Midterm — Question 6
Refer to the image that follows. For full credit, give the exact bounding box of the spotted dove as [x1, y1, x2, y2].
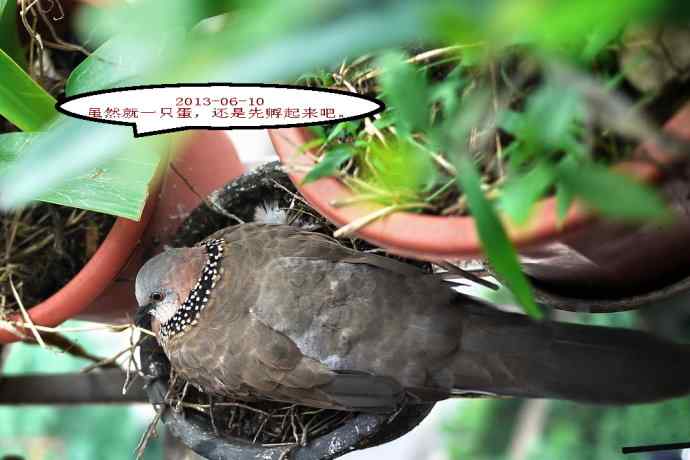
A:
[135, 223, 690, 412]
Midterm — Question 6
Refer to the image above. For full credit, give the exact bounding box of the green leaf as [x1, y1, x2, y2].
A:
[372, 112, 396, 131]
[495, 0, 657, 52]
[0, 48, 56, 131]
[498, 110, 528, 137]
[555, 183, 574, 223]
[307, 125, 326, 138]
[455, 155, 542, 319]
[1, 0, 432, 209]
[325, 121, 360, 143]
[297, 137, 325, 153]
[525, 82, 583, 149]
[581, 23, 621, 62]
[499, 162, 555, 225]
[0, 0, 25, 68]
[378, 51, 430, 136]
[302, 147, 353, 184]
[556, 160, 669, 221]
[0, 132, 159, 219]
[66, 29, 187, 95]
[430, 70, 464, 118]
[367, 139, 437, 195]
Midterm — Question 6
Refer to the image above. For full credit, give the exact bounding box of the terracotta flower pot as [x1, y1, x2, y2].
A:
[269, 101, 690, 300]
[0, 131, 245, 343]
[0, 198, 156, 344]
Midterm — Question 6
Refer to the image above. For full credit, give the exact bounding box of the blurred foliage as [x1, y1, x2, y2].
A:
[0, 0, 163, 219]
[0, 321, 162, 460]
[0, 131, 160, 220]
[455, 154, 541, 318]
[297, 0, 685, 314]
[0, 0, 25, 68]
[0, 0, 683, 213]
[0, 48, 56, 132]
[445, 386, 690, 460]
[0, 0, 687, 302]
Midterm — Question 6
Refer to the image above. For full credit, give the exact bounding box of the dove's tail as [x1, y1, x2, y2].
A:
[453, 305, 690, 404]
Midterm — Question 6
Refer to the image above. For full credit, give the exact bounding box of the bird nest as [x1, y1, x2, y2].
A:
[138, 161, 435, 460]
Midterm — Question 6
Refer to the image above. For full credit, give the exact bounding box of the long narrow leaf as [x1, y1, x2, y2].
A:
[555, 183, 574, 223]
[0, 132, 159, 220]
[556, 160, 669, 221]
[302, 147, 353, 184]
[0, 0, 25, 68]
[499, 162, 555, 225]
[378, 51, 430, 136]
[455, 155, 542, 318]
[0, 48, 56, 131]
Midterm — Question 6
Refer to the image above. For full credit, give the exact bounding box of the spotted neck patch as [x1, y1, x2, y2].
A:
[160, 238, 225, 339]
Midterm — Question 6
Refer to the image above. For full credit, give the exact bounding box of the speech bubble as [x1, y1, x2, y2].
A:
[56, 83, 385, 137]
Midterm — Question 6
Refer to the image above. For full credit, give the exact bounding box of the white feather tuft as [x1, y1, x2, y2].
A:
[253, 201, 289, 225]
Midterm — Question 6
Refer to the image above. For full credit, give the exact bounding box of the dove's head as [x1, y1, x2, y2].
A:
[134, 239, 225, 340]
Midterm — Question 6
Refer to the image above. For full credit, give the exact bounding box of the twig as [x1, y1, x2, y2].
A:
[169, 163, 244, 224]
[134, 406, 163, 460]
[9, 276, 44, 347]
[355, 44, 482, 83]
[253, 413, 270, 444]
[209, 395, 219, 436]
[0, 320, 155, 337]
[489, 59, 504, 178]
[122, 327, 143, 395]
[290, 407, 299, 444]
[81, 344, 132, 373]
[333, 203, 433, 238]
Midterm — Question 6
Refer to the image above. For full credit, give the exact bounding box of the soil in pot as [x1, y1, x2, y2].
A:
[0, 204, 114, 320]
[139, 162, 435, 460]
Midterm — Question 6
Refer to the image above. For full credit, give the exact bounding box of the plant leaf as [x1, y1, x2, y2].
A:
[66, 29, 187, 95]
[367, 139, 437, 196]
[378, 51, 430, 136]
[302, 147, 353, 184]
[581, 23, 622, 62]
[455, 155, 542, 318]
[0, 0, 25, 68]
[430, 69, 464, 118]
[325, 121, 360, 143]
[297, 137, 325, 153]
[556, 160, 669, 221]
[555, 183, 574, 223]
[525, 82, 583, 149]
[498, 110, 528, 136]
[499, 162, 555, 225]
[0, 48, 56, 131]
[0, 132, 159, 219]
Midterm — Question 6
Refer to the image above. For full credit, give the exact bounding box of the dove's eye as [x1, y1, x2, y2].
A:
[150, 291, 164, 302]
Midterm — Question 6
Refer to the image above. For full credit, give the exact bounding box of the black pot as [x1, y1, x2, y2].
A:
[139, 162, 435, 460]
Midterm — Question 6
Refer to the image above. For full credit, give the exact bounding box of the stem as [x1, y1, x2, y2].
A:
[333, 202, 432, 238]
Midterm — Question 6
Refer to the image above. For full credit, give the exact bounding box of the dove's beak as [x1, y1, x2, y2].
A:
[134, 304, 154, 330]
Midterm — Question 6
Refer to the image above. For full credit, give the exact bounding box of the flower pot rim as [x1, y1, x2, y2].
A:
[269, 101, 690, 261]
[0, 195, 157, 344]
